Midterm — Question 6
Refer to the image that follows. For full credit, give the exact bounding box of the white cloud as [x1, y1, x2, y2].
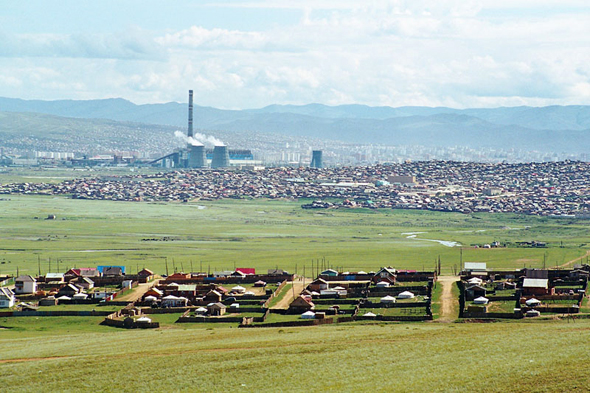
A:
[1, 1, 589, 108]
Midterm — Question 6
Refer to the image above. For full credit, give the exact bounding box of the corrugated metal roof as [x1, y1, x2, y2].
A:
[523, 278, 548, 288]
[464, 262, 487, 271]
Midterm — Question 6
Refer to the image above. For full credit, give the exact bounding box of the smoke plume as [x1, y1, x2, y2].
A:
[174, 131, 225, 147]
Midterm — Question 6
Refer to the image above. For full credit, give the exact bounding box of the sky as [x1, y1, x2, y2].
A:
[0, 0, 589, 109]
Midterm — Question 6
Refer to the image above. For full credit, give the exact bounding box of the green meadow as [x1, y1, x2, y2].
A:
[2, 171, 590, 391]
[0, 194, 588, 277]
[2, 318, 590, 392]
[0, 195, 590, 276]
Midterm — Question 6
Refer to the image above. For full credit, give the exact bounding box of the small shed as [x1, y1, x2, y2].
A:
[208, 302, 227, 316]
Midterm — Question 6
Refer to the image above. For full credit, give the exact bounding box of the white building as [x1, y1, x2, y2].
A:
[0, 288, 16, 308]
[14, 275, 37, 294]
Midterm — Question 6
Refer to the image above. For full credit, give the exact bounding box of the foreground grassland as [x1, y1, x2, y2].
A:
[1, 318, 589, 392]
[0, 194, 588, 276]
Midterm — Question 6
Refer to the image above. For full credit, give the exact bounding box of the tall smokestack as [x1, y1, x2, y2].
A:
[188, 90, 194, 138]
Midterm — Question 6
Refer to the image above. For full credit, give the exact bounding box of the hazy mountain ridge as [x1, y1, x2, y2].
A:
[1, 97, 589, 153]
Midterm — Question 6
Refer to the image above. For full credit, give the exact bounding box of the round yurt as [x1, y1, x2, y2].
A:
[231, 285, 246, 294]
[473, 296, 489, 305]
[526, 298, 542, 307]
[397, 291, 415, 299]
[380, 295, 396, 304]
[301, 311, 315, 319]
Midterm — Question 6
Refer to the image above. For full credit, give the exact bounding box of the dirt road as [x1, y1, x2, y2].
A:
[558, 250, 590, 269]
[270, 278, 308, 310]
[116, 280, 159, 302]
[437, 275, 459, 323]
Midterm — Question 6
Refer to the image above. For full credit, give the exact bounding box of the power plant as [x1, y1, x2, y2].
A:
[310, 150, 323, 168]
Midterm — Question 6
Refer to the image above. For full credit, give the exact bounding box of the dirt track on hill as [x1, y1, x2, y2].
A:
[437, 276, 459, 323]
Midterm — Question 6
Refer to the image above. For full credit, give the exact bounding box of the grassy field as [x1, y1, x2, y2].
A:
[2, 318, 590, 391]
[2, 187, 590, 390]
[1, 194, 589, 278]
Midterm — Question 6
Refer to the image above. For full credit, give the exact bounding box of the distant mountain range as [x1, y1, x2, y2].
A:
[1, 96, 589, 153]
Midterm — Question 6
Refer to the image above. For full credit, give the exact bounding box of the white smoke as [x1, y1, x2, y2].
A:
[194, 133, 225, 147]
[174, 130, 203, 146]
[174, 131, 225, 147]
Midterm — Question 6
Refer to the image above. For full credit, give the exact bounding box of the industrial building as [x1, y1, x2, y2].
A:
[150, 90, 257, 169]
[310, 150, 323, 168]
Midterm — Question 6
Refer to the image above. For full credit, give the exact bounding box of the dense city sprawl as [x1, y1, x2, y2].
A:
[2, 161, 590, 216]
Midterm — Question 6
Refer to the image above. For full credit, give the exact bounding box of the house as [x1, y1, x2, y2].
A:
[289, 295, 315, 312]
[66, 268, 100, 278]
[75, 277, 95, 290]
[204, 290, 222, 303]
[236, 268, 255, 275]
[14, 275, 37, 294]
[0, 288, 16, 308]
[57, 283, 82, 297]
[522, 278, 552, 296]
[45, 273, 65, 283]
[137, 268, 154, 280]
[308, 278, 329, 292]
[320, 269, 338, 277]
[143, 287, 163, 299]
[268, 269, 288, 276]
[173, 284, 196, 298]
[102, 266, 124, 277]
[165, 272, 190, 281]
[229, 270, 246, 278]
[162, 295, 188, 308]
[208, 302, 227, 316]
[465, 284, 487, 300]
[372, 267, 397, 284]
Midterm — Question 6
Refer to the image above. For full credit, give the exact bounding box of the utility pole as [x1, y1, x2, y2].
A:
[165, 257, 169, 276]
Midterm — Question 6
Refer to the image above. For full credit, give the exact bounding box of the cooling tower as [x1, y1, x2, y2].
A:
[188, 90, 194, 138]
[310, 150, 323, 168]
[211, 145, 230, 168]
[188, 145, 207, 168]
